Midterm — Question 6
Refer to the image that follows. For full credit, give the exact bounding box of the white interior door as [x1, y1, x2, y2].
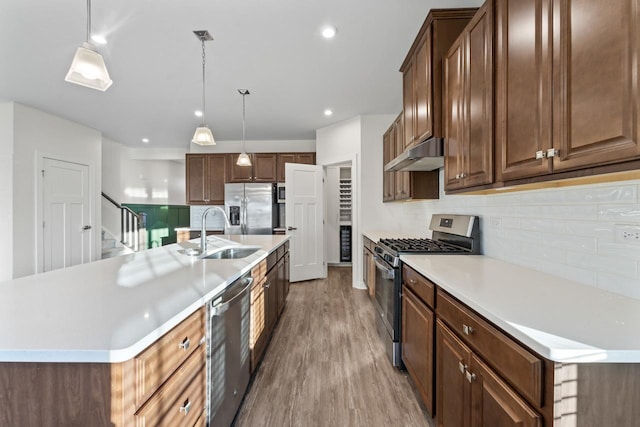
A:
[285, 163, 324, 282]
[42, 158, 91, 272]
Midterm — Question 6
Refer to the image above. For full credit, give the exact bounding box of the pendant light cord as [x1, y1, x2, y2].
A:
[201, 39, 206, 126]
[242, 92, 246, 151]
[86, 0, 91, 43]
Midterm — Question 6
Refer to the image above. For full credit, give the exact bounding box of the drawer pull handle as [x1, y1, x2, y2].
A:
[466, 371, 477, 383]
[179, 399, 191, 415]
[179, 337, 190, 351]
[458, 361, 466, 374]
[409, 279, 416, 285]
[263, 281, 271, 289]
[463, 324, 474, 335]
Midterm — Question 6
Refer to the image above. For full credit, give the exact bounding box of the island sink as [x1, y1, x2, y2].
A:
[202, 247, 260, 259]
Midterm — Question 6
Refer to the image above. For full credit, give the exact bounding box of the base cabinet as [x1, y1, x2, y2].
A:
[402, 285, 435, 416]
[249, 243, 290, 372]
[436, 320, 542, 427]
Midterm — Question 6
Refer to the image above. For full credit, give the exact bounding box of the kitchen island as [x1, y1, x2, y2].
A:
[0, 234, 289, 426]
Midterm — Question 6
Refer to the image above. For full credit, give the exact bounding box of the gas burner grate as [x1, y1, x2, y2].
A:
[379, 238, 467, 254]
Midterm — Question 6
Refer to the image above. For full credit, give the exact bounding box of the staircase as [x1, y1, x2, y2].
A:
[101, 229, 134, 259]
[101, 192, 145, 259]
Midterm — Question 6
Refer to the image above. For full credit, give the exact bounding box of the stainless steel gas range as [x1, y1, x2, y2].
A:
[372, 214, 480, 368]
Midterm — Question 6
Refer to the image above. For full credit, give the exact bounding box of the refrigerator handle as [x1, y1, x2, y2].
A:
[242, 196, 248, 234]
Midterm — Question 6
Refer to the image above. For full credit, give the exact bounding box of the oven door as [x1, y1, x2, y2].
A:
[373, 255, 396, 337]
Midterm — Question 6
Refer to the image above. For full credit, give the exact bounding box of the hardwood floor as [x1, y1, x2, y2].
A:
[235, 267, 433, 427]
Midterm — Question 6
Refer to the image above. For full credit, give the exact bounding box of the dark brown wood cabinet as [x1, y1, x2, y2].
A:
[494, 0, 553, 181]
[382, 128, 395, 202]
[250, 243, 289, 371]
[444, 2, 493, 192]
[186, 154, 226, 205]
[551, 0, 640, 172]
[226, 153, 277, 183]
[402, 285, 435, 416]
[436, 318, 472, 427]
[495, 0, 640, 183]
[276, 152, 316, 182]
[436, 320, 542, 427]
[383, 114, 439, 202]
[401, 9, 477, 150]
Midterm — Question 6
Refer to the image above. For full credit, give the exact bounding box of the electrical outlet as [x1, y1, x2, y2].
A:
[615, 224, 640, 244]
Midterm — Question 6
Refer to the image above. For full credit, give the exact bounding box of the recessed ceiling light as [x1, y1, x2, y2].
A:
[142, 138, 150, 143]
[322, 26, 337, 39]
[194, 110, 203, 118]
[91, 34, 107, 45]
[324, 109, 333, 116]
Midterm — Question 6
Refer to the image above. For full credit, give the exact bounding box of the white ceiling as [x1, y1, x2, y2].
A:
[0, 0, 482, 148]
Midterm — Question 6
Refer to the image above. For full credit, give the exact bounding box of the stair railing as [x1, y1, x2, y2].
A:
[101, 192, 146, 252]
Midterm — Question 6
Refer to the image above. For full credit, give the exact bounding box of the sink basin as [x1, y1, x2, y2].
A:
[202, 247, 260, 259]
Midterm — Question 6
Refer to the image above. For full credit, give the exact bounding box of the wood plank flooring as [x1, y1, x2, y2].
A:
[235, 267, 433, 427]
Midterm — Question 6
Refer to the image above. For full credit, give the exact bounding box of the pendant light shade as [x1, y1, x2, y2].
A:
[65, 0, 112, 91]
[236, 152, 252, 166]
[65, 42, 113, 91]
[192, 126, 215, 145]
[236, 89, 251, 166]
[192, 31, 216, 146]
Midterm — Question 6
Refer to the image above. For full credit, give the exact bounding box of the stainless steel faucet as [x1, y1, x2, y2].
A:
[201, 207, 232, 253]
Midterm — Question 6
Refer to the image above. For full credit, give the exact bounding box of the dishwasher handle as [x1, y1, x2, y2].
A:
[210, 277, 254, 317]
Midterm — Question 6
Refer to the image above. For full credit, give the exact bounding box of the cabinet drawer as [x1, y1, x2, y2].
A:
[133, 307, 206, 408]
[402, 264, 434, 309]
[276, 244, 285, 261]
[266, 251, 278, 272]
[436, 291, 543, 407]
[135, 346, 206, 426]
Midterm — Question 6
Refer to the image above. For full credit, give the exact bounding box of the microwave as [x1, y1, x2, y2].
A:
[276, 183, 286, 203]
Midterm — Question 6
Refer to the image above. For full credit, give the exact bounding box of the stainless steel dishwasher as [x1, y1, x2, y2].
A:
[207, 272, 253, 427]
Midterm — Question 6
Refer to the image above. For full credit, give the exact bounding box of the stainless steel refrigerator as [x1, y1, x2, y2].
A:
[224, 183, 277, 234]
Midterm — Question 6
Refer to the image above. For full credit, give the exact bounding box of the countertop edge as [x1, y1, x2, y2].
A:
[400, 254, 640, 364]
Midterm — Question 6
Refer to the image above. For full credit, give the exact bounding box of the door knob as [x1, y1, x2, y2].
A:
[287, 226, 298, 231]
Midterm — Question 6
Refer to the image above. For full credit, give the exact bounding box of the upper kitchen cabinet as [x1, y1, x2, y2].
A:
[444, 2, 494, 191]
[551, 0, 640, 172]
[383, 114, 439, 202]
[226, 153, 278, 183]
[494, 0, 554, 181]
[276, 153, 316, 182]
[400, 9, 478, 151]
[186, 154, 226, 205]
[496, 0, 640, 181]
[383, 126, 396, 202]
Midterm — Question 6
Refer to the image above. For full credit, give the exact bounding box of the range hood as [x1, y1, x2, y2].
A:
[384, 137, 444, 172]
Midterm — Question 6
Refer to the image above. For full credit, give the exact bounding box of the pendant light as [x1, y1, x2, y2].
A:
[65, 0, 113, 91]
[192, 31, 215, 146]
[236, 89, 252, 166]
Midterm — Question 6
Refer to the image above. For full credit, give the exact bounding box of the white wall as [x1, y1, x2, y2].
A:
[0, 102, 14, 281]
[102, 139, 186, 206]
[12, 103, 102, 278]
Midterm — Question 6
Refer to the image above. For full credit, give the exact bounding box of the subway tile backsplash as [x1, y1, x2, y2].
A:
[398, 170, 640, 300]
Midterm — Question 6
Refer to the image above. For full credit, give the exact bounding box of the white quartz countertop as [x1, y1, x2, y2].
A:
[0, 234, 289, 363]
[401, 254, 640, 363]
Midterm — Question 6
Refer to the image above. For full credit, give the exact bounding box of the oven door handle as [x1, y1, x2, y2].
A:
[373, 257, 395, 280]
